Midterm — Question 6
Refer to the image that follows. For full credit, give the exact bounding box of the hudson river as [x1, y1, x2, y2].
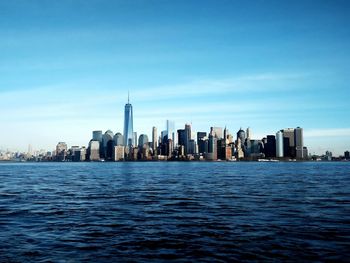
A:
[1, 162, 349, 261]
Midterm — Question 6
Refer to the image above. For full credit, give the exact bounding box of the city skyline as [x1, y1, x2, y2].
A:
[0, 1, 349, 155]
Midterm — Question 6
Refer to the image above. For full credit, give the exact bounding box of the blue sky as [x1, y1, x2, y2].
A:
[0, 0, 349, 155]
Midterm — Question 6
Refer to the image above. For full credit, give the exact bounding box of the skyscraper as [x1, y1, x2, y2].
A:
[282, 128, 295, 158]
[138, 134, 149, 148]
[92, 130, 103, 142]
[166, 120, 176, 146]
[276, 130, 284, 158]
[152, 126, 157, 153]
[113, 132, 124, 146]
[103, 130, 114, 160]
[177, 129, 186, 146]
[184, 124, 191, 155]
[237, 128, 246, 144]
[265, 135, 276, 158]
[123, 93, 134, 147]
[211, 127, 223, 139]
[197, 132, 207, 154]
[246, 127, 251, 140]
[295, 127, 304, 159]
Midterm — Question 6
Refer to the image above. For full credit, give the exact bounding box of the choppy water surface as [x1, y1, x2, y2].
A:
[0, 162, 349, 262]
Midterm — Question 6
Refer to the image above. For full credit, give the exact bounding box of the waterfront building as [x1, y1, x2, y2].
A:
[70, 146, 80, 161]
[344, 151, 349, 160]
[56, 142, 67, 161]
[27, 144, 33, 157]
[265, 135, 276, 158]
[244, 139, 262, 158]
[303, 147, 308, 159]
[89, 140, 100, 161]
[217, 139, 227, 160]
[227, 133, 234, 144]
[102, 130, 114, 159]
[295, 127, 304, 159]
[161, 130, 167, 142]
[167, 139, 173, 158]
[166, 120, 176, 146]
[152, 126, 157, 154]
[113, 145, 125, 161]
[237, 128, 246, 145]
[133, 132, 137, 147]
[113, 132, 124, 146]
[246, 127, 251, 140]
[138, 134, 149, 149]
[123, 94, 134, 147]
[325, 151, 332, 161]
[197, 132, 207, 154]
[236, 138, 244, 159]
[225, 146, 232, 160]
[177, 129, 186, 147]
[282, 128, 295, 158]
[72, 147, 86, 162]
[188, 139, 196, 155]
[184, 124, 191, 155]
[276, 131, 284, 158]
[141, 144, 151, 160]
[211, 127, 223, 139]
[132, 147, 138, 161]
[207, 134, 217, 160]
[178, 145, 185, 158]
[245, 139, 251, 156]
[92, 130, 103, 142]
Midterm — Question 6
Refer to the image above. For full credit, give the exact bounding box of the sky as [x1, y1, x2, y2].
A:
[0, 0, 349, 155]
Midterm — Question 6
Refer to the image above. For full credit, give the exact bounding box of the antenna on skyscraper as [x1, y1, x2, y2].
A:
[128, 91, 130, 103]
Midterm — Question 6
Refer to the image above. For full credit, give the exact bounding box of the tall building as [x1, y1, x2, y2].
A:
[207, 134, 217, 160]
[92, 130, 103, 142]
[161, 130, 167, 142]
[295, 127, 304, 159]
[211, 127, 223, 139]
[344, 151, 349, 160]
[236, 138, 244, 159]
[138, 134, 149, 148]
[177, 129, 186, 146]
[188, 139, 196, 155]
[102, 130, 114, 159]
[113, 145, 125, 161]
[113, 132, 124, 146]
[123, 93, 134, 147]
[282, 128, 295, 158]
[184, 124, 192, 155]
[265, 135, 276, 158]
[276, 131, 284, 158]
[133, 132, 137, 147]
[152, 126, 157, 153]
[197, 132, 207, 154]
[237, 128, 246, 144]
[166, 120, 176, 145]
[246, 127, 251, 140]
[28, 144, 33, 156]
[56, 142, 67, 161]
[89, 140, 100, 161]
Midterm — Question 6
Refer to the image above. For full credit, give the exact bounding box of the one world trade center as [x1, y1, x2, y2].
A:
[123, 93, 134, 147]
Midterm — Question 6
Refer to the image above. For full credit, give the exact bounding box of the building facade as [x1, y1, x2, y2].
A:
[123, 95, 134, 147]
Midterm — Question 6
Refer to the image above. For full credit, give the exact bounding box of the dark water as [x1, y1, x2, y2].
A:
[0, 162, 349, 262]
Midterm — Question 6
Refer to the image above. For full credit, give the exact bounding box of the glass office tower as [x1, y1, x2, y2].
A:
[123, 94, 134, 147]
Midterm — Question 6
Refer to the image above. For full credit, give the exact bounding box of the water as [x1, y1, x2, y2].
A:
[0, 162, 349, 262]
